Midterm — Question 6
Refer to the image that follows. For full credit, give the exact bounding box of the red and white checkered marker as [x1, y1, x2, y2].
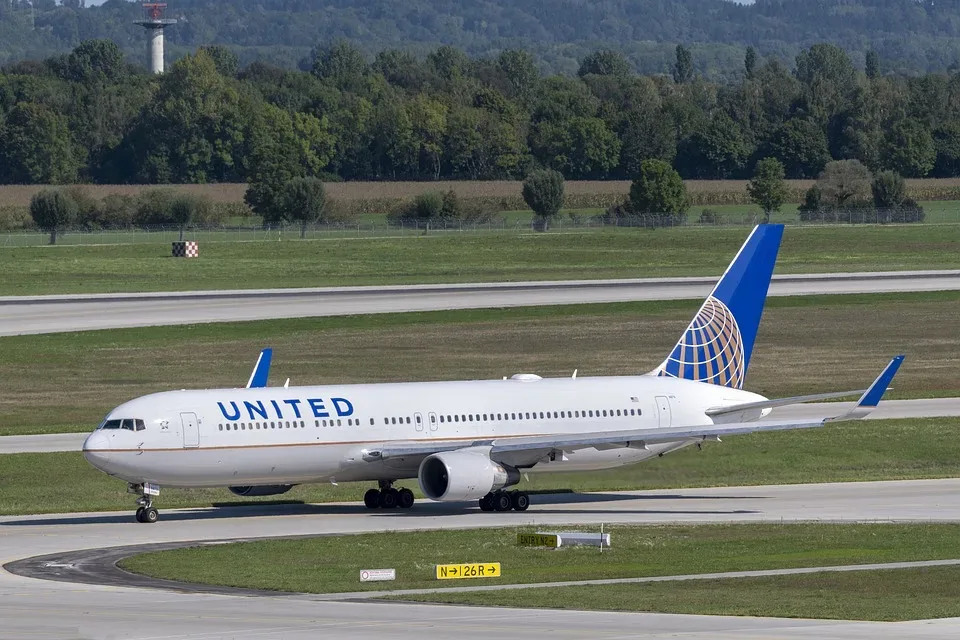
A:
[172, 241, 199, 258]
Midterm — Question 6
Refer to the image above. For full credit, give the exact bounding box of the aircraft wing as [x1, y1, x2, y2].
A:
[704, 389, 867, 420]
[378, 356, 904, 462]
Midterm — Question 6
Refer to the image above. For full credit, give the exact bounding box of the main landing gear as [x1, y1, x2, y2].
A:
[479, 490, 529, 512]
[130, 482, 160, 523]
[363, 481, 415, 510]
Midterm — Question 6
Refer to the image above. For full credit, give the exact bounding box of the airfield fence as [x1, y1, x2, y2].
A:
[0, 209, 955, 247]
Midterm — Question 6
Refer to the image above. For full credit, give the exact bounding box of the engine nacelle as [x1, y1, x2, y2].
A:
[418, 449, 520, 502]
[228, 484, 295, 497]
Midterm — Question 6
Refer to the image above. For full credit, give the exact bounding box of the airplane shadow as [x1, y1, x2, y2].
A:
[1, 491, 766, 527]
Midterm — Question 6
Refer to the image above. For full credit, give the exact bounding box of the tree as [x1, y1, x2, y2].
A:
[0, 102, 80, 184]
[818, 159, 873, 209]
[30, 189, 77, 245]
[169, 195, 199, 242]
[794, 43, 857, 123]
[530, 116, 621, 179]
[578, 50, 631, 78]
[522, 169, 565, 231]
[311, 40, 367, 91]
[882, 118, 936, 177]
[279, 177, 327, 238]
[198, 45, 239, 77]
[871, 170, 906, 211]
[629, 159, 688, 223]
[865, 50, 881, 80]
[64, 39, 126, 83]
[496, 49, 539, 104]
[766, 118, 831, 178]
[673, 45, 694, 84]
[744, 46, 757, 79]
[747, 157, 787, 222]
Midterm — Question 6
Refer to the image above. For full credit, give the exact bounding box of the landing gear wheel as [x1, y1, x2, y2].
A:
[135, 507, 145, 522]
[379, 488, 399, 509]
[479, 494, 494, 511]
[493, 491, 512, 512]
[397, 488, 415, 509]
[511, 491, 530, 511]
[363, 488, 381, 509]
[141, 507, 159, 524]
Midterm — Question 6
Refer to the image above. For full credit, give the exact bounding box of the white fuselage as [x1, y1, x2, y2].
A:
[82, 375, 765, 489]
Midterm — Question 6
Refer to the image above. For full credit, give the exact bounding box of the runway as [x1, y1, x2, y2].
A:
[4, 397, 957, 454]
[2, 269, 958, 336]
[3, 479, 960, 639]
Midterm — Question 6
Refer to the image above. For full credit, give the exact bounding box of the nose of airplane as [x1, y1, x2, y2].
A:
[82, 431, 112, 469]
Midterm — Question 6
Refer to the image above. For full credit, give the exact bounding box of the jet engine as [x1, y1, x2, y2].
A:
[228, 485, 295, 497]
[418, 449, 520, 501]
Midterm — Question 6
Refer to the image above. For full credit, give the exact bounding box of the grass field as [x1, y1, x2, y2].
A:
[2, 291, 957, 435]
[390, 566, 960, 621]
[117, 522, 960, 621]
[1, 225, 959, 295]
[3, 415, 959, 515]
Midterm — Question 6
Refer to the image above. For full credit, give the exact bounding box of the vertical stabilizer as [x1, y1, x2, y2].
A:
[651, 224, 784, 389]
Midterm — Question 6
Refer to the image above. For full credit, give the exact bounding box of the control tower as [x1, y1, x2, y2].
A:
[134, 3, 177, 74]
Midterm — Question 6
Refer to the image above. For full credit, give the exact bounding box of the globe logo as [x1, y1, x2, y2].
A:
[658, 297, 745, 389]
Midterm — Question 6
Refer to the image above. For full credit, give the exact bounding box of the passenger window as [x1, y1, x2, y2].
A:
[440, 415, 445, 423]
[337, 419, 342, 426]
[391, 417, 397, 425]
[406, 417, 411, 424]
[461, 415, 466, 422]
[370, 418, 374, 426]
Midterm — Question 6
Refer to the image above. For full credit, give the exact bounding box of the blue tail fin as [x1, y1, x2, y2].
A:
[651, 224, 784, 389]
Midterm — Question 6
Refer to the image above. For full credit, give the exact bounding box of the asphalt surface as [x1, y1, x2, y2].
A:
[4, 479, 960, 639]
[4, 397, 958, 454]
[2, 269, 958, 336]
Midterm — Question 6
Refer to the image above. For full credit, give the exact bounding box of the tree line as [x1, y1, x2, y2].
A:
[3, 39, 960, 199]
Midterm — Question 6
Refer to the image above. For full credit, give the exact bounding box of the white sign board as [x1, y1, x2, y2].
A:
[360, 568, 396, 582]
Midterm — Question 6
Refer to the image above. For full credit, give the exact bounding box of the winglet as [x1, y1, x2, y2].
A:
[245, 348, 273, 388]
[828, 355, 904, 422]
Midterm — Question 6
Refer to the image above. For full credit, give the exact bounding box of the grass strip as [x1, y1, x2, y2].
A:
[387, 564, 960, 621]
[118, 523, 960, 602]
[2, 291, 958, 435]
[1, 225, 958, 295]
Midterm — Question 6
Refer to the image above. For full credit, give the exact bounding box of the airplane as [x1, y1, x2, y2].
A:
[82, 224, 905, 523]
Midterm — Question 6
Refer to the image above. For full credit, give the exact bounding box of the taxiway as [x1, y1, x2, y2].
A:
[2, 269, 958, 336]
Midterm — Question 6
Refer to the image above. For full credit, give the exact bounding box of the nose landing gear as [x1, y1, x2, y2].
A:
[130, 482, 161, 523]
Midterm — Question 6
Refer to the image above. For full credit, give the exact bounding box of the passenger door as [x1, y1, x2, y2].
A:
[181, 412, 200, 448]
[655, 396, 672, 429]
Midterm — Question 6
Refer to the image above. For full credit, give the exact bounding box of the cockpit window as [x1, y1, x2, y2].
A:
[100, 418, 146, 431]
